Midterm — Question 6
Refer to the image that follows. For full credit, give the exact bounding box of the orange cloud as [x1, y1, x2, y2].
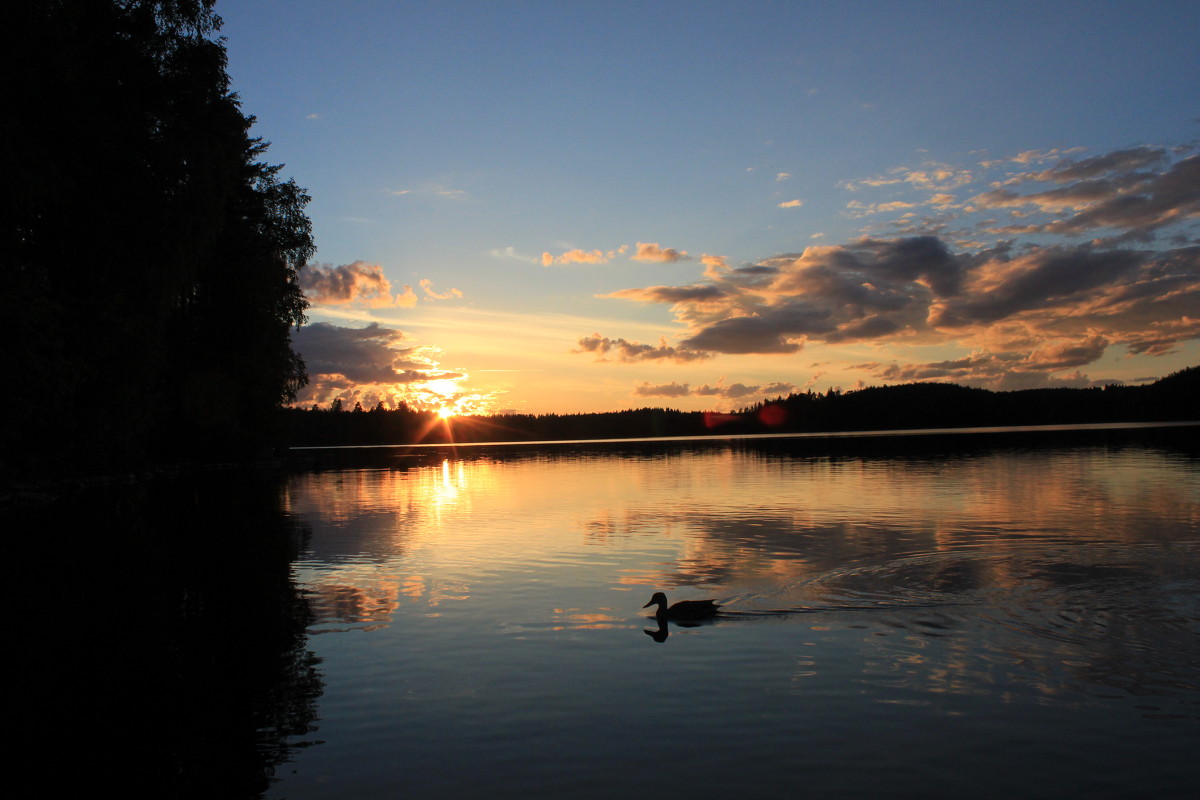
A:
[632, 242, 689, 262]
[542, 248, 611, 266]
[605, 284, 726, 304]
[420, 279, 463, 300]
[701, 254, 730, 279]
[846, 199, 915, 215]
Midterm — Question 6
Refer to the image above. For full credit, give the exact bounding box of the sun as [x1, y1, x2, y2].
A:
[436, 406, 457, 419]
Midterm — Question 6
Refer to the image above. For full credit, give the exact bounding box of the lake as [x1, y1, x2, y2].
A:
[27, 424, 1199, 798]
[266, 425, 1199, 799]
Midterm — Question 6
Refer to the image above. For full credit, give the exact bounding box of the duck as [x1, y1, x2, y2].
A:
[642, 591, 721, 621]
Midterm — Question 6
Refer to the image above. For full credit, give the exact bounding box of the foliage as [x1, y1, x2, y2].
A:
[3, 1, 312, 483]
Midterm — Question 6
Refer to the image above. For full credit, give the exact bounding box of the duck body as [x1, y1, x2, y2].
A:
[643, 591, 721, 621]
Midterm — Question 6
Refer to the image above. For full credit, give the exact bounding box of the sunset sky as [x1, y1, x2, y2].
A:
[217, 0, 1199, 416]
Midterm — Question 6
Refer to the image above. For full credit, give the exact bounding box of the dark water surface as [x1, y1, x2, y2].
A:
[25, 426, 1200, 798]
[273, 427, 1198, 799]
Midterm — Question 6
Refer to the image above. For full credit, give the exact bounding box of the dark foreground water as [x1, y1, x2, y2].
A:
[23, 425, 1200, 798]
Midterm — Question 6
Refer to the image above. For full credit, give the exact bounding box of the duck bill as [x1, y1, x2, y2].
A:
[642, 601, 654, 608]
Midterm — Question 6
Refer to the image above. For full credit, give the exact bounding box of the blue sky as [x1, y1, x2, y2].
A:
[217, 0, 1199, 415]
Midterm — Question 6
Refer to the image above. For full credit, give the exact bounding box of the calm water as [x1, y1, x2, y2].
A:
[261, 429, 1199, 799]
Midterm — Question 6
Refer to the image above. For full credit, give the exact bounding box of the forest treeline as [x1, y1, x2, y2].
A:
[283, 366, 1199, 447]
[5, 1, 312, 485]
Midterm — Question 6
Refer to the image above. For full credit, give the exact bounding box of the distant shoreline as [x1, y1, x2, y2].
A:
[289, 419, 1200, 452]
[285, 421, 1200, 474]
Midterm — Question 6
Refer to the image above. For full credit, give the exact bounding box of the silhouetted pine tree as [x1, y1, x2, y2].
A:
[3, 1, 312, 483]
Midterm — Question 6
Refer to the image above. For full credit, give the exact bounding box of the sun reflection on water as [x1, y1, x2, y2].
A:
[287, 442, 1198, 639]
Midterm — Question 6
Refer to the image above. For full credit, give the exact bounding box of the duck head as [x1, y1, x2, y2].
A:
[642, 591, 668, 611]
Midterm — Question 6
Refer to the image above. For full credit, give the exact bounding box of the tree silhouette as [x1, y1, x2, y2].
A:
[280, 369, 1198, 448]
[4, 1, 312, 482]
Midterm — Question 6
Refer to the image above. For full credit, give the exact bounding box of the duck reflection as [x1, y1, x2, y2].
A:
[643, 615, 720, 642]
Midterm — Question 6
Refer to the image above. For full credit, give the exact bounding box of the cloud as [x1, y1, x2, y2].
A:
[695, 380, 795, 399]
[1027, 336, 1110, 370]
[587, 236, 973, 356]
[293, 322, 433, 385]
[632, 242, 689, 262]
[848, 162, 974, 192]
[784, 236, 965, 299]
[994, 147, 1086, 167]
[573, 143, 1198, 392]
[927, 245, 1145, 327]
[387, 183, 468, 199]
[604, 285, 727, 304]
[776, 172, 792, 182]
[847, 199, 916, 215]
[681, 314, 809, 354]
[970, 150, 1199, 241]
[633, 381, 691, 397]
[851, 350, 1107, 391]
[291, 322, 473, 410]
[420, 278, 463, 300]
[489, 246, 540, 264]
[777, 199, 804, 208]
[302, 262, 461, 308]
[574, 334, 711, 363]
[633, 378, 797, 400]
[902, 164, 974, 190]
[973, 179, 1139, 214]
[701, 254, 730, 278]
[1031, 146, 1169, 183]
[1045, 155, 1200, 239]
[540, 243, 689, 265]
[1123, 316, 1200, 356]
[542, 248, 611, 266]
[301, 261, 416, 307]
